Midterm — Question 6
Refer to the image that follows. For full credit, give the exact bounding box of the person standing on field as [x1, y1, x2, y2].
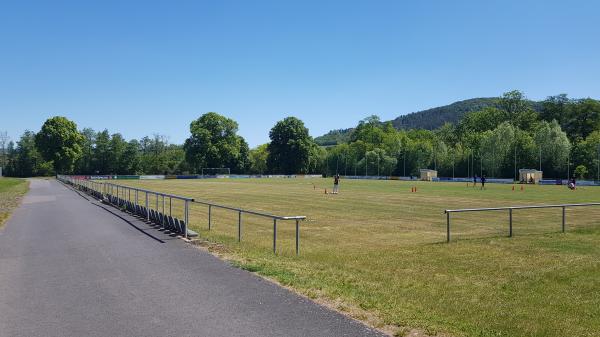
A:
[473, 174, 478, 187]
[333, 174, 340, 194]
[480, 175, 486, 190]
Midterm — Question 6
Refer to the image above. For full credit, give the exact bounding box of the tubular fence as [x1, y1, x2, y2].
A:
[444, 203, 600, 242]
[57, 175, 306, 255]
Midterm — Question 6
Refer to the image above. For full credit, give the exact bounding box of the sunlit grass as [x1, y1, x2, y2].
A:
[0, 178, 28, 227]
[111, 178, 600, 336]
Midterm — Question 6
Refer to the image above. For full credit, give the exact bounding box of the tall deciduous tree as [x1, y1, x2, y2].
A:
[267, 117, 316, 174]
[35, 117, 84, 173]
[184, 112, 249, 173]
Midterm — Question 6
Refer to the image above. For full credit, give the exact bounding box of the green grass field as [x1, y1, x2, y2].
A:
[0, 178, 28, 227]
[116, 178, 600, 337]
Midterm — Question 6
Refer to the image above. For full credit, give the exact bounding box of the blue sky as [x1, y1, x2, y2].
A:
[1, 0, 599, 147]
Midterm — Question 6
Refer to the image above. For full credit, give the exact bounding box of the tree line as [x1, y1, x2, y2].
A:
[1, 90, 599, 179]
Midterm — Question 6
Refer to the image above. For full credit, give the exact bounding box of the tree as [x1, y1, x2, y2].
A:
[110, 133, 127, 174]
[534, 120, 571, 177]
[184, 112, 249, 173]
[7, 131, 53, 177]
[574, 165, 588, 180]
[76, 128, 96, 174]
[541, 94, 570, 124]
[564, 99, 600, 141]
[0, 131, 9, 174]
[267, 117, 316, 174]
[93, 130, 112, 174]
[249, 144, 269, 174]
[35, 116, 84, 173]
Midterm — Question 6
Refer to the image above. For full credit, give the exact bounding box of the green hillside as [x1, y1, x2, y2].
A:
[314, 97, 544, 145]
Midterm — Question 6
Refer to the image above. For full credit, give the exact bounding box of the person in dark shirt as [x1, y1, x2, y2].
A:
[480, 175, 486, 190]
[333, 174, 340, 194]
[473, 174, 478, 188]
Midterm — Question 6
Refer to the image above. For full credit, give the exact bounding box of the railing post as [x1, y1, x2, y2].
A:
[184, 200, 189, 239]
[562, 206, 566, 233]
[169, 197, 172, 216]
[509, 208, 513, 237]
[145, 191, 149, 221]
[238, 211, 242, 242]
[273, 219, 277, 254]
[208, 205, 212, 230]
[162, 195, 165, 227]
[296, 219, 300, 256]
[446, 212, 450, 243]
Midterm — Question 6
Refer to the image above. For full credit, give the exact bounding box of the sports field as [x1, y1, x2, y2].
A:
[0, 178, 28, 227]
[119, 178, 600, 337]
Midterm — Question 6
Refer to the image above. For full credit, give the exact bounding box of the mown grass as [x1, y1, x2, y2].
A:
[117, 178, 600, 336]
[0, 178, 28, 227]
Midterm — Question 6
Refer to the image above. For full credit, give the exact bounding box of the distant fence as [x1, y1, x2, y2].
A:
[444, 203, 600, 242]
[57, 175, 307, 255]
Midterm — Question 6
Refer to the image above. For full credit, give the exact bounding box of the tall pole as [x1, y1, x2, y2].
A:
[344, 153, 348, 176]
[514, 145, 517, 182]
[403, 150, 406, 177]
[365, 151, 368, 176]
[480, 151, 483, 177]
[539, 147, 542, 172]
[452, 152, 455, 179]
[466, 149, 470, 178]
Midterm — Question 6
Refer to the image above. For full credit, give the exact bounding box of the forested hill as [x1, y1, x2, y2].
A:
[315, 98, 544, 145]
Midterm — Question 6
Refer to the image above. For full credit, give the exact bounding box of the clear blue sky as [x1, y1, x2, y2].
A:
[1, 0, 599, 147]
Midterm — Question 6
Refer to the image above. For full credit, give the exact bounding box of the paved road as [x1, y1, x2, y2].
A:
[0, 179, 385, 337]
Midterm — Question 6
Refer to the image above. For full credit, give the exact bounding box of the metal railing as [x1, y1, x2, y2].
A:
[57, 175, 307, 255]
[57, 175, 195, 239]
[444, 202, 600, 242]
[192, 199, 306, 255]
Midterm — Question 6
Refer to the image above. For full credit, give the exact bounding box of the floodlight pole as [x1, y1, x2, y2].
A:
[365, 151, 367, 176]
[514, 145, 517, 182]
[344, 153, 348, 176]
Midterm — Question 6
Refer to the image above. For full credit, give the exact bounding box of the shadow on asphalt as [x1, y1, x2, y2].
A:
[92, 203, 167, 243]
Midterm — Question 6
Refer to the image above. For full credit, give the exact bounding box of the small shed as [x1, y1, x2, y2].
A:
[420, 169, 438, 181]
[519, 169, 543, 184]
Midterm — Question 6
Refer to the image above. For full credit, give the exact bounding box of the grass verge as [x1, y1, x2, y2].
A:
[0, 178, 28, 228]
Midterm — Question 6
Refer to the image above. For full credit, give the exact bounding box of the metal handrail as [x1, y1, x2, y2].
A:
[444, 202, 600, 242]
[192, 199, 306, 255]
[445, 202, 600, 213]
[104, 182, 194, 202]
[83, 178, 307, 255]
[192, 199, 306, 220]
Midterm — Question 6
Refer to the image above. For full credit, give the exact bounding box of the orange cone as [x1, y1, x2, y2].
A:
[325, 188, 327, 194]
[512, 185, 515, 191]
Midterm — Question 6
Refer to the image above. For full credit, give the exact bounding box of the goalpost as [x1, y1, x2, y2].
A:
[201, 168, 231, 177]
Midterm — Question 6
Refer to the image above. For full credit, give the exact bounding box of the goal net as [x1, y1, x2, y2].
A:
[201, 168, 231, 177]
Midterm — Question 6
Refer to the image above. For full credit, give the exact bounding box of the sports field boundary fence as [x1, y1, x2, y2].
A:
[56, 175, 306, 255]
[444, 203, 600, 242]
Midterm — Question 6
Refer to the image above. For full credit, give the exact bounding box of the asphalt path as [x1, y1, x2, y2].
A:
[0, 179, 386, 337]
